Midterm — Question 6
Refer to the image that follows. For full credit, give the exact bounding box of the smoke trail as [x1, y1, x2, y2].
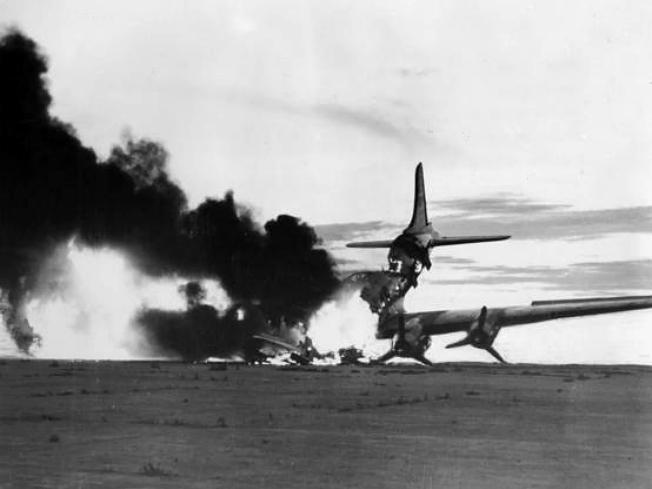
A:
[0, 28, 339, 356]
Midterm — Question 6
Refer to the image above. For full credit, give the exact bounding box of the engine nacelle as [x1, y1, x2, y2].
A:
[446, 307, 507, 363]
[467, 306, 501, 348]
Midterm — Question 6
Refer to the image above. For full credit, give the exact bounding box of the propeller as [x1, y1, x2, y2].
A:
[372, 313, 405, 364]
[372, 313, 433, 366]
[446, 306, 507, 364]
[394, 312, 408, 353]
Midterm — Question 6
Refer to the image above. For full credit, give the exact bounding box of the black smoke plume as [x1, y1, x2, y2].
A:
[0, 29, 339, 355]
[137, 282, 270, 361]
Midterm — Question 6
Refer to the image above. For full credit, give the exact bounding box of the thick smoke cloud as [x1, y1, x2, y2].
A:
[0, 29, 339, 355]
[138, 303, 268, 361]
[137, 282, 270, 360]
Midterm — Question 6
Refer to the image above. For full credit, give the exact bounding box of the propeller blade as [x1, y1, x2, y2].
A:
[411, 353, 434, 366]
[486, 346, 507, 364]
[446, 337, 471, 349]
[372, 350, 396, 364]
[397, 313, 406, 341]
[478, 305, 487, 328]
[445, 306, 488, 349]
[393, 313, 411, 353]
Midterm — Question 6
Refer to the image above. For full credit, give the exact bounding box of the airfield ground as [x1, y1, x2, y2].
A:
[0, 360, 651, 489]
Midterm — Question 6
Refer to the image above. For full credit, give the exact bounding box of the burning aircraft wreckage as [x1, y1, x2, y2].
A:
[2, 30, 652, 366]
[0, 29, 339, 363]
[341, 163, 652, 365]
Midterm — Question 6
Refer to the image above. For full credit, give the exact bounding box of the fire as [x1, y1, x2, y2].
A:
[308, 290, 387, 360]
[25, 240, 229, 359]
[12, 241, 389, 363]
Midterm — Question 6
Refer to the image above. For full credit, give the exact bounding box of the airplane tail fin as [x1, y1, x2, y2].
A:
[346, 163, 428, 249]
[405, 162, 429, 233]
[346, 162, 510, 249]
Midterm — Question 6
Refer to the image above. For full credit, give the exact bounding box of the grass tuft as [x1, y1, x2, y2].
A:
[141, 462, 174, 477]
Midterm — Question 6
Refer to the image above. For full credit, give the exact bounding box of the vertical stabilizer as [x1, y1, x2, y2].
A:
[406, 163, 429, 231]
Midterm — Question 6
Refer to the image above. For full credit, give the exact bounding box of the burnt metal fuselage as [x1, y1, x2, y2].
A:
[387, 229, 435, 274]
[354, 231, 432, 320]
[343, 163, 513, 365]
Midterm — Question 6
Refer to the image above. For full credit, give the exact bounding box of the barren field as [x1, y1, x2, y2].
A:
[1, 360, 651, 489]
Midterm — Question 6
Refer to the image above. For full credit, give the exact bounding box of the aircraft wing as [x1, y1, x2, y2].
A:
[346, 240, 394, 248]
[251, 333, 302, 353]
[378, 295, 652, 339]
[431, 235, 511, 246]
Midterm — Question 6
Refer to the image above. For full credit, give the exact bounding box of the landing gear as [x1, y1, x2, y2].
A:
[372, 314, 433, 366]
[446, 306, 508, 364]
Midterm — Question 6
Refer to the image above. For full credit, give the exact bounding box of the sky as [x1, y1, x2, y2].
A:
[1, 0, 651, 363]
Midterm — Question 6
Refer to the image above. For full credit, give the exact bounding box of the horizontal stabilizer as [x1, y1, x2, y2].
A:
[346, 240, 394, 248]
[431, 235, 511, 246]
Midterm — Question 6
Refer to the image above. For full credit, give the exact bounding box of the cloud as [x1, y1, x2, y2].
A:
[313, 104, 405, 140]
[430, 197, 652, 241]
[315, 221, 396, 243]
[316, 199, 652, 293]
[434, 196, 570, 217]
[430, 259, 652, 294]
[317, 198, 652, 243]
[432, 255, 476, 265]
[396, 67, 437, 78]
[221, 89, 426, 143]
[330, 259, 370, 279]
[556, 260, 652, 292]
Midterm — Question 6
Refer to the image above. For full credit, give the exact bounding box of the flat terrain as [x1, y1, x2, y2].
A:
[1, 360, 651, 489]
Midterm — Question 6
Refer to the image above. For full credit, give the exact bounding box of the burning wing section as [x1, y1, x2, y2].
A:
[376, 295, 652, 363]
[251, 333, 302, 354]
[244, 333, 303, 364]
[249, 333, 328, 365]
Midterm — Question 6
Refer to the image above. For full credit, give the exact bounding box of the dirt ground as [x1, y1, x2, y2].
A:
[1, 360, 651, 489]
